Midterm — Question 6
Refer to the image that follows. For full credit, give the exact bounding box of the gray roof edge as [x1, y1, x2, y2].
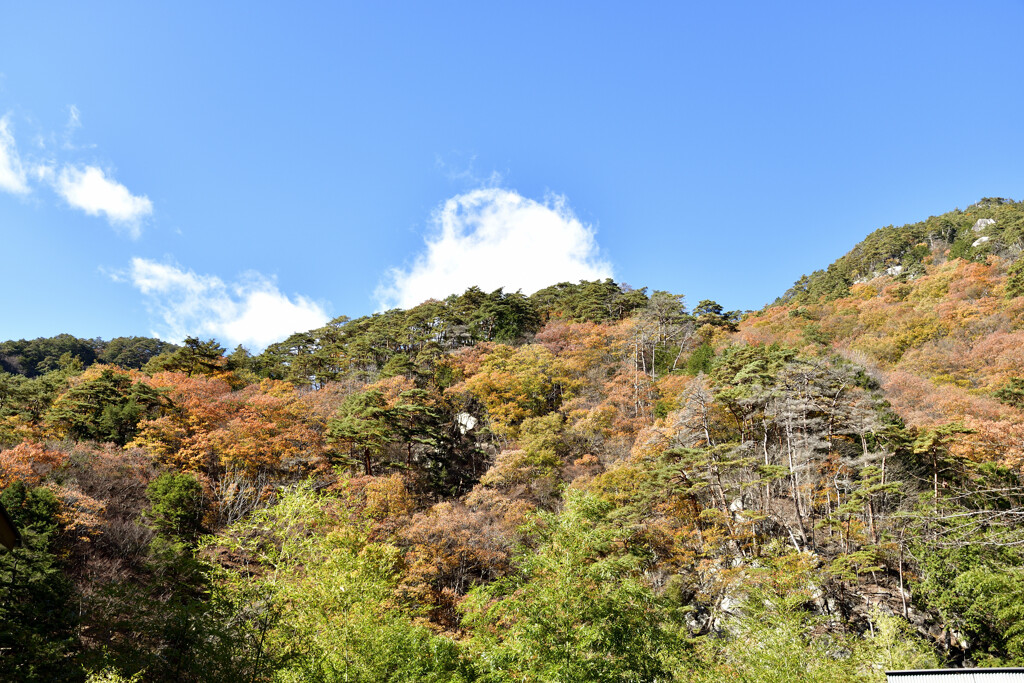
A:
[888, 669, 1024, 676]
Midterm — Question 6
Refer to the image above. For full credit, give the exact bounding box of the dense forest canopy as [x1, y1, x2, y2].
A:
[2, 199, 1024, 681]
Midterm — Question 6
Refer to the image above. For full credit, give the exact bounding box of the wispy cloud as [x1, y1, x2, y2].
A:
[56, 165, 153, 237]
[63, 105, 81, 148]
[67, 105, 81, 131]
[376, 187, 613, 310]
[121, 257, 330, 349]
[0, 107, 150, 234]
[0, 116, 30, 195]
[60, 104, 95, 151]
[434, 151, 504, 187]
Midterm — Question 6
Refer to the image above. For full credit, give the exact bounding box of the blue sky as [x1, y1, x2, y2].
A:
[2, 2, 1023, 349]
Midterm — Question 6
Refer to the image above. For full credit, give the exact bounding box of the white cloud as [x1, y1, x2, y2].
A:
[0, 108, 149, 234]
[123, 257, 330, 350]
[376, 188, 613, 310]
[57, 165, 153, 236]
[0, 116, 29, 195]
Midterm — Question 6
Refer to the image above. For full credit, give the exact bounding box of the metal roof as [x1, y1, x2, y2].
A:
[888, 669, 1024, 682]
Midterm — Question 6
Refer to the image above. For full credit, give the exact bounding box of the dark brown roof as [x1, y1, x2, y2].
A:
[0, 501, 21, 551]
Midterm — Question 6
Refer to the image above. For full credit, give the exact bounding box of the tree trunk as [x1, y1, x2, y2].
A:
[786, 419, 809, 547]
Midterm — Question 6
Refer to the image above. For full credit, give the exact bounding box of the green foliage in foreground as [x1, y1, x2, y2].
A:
[87, 538, 265, 682]
[463, 489, 675, 682]
[81, 484, 942, 682]
[912, 527, 1024, 665]
[0, 482, 79, 682]
[690, 593, 937, 683]
[210, 483, 474, 682]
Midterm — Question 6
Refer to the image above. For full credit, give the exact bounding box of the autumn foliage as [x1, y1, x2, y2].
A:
[3, 200, 1024, 679]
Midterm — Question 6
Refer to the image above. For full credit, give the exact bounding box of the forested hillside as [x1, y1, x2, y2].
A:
[3, 199, 1024, 682]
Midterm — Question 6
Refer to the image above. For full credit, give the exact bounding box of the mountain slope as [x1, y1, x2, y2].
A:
[1, 198, 1023, 678]
[743, 198, 1024, 468]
